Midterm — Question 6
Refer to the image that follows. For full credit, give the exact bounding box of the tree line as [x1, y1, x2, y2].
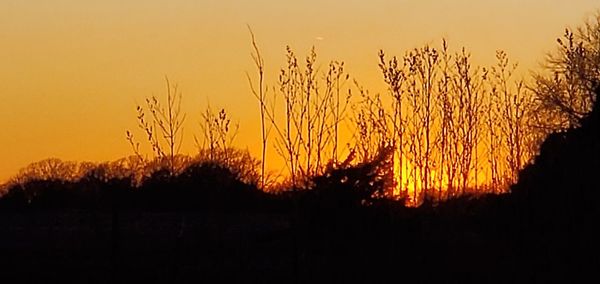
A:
[2, 12, 599, 206]
[247, 13, 600, 204]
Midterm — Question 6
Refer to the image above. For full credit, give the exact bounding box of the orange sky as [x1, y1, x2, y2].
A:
[0, 1, 598, 181]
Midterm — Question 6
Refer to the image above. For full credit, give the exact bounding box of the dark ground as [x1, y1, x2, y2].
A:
[0, 191, 596, 283]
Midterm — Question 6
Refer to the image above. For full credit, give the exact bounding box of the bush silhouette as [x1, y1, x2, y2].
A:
[510, 85, 600, 281]
[513, 86, 599, 215]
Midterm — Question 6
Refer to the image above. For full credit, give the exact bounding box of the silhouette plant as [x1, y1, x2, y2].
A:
[488, 51, 539, 185]
[247, 26, 270, 189]
[531, 11, 600, 130]
[127, 77, 186, 175]
[378, 50, 406, 197]
[248, 41, 353, 188]
[196, 105, 239, 165]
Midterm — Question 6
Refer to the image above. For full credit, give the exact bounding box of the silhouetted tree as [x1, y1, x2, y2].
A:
[197, 105, 239, 165]
[531, 12, 600, 130]
[379, 50, 406, 198]
[247, 27, 270, 189]
[488, 51, 538, 186]
[127, 77, 186, 175]
[404, 45, 439, 199]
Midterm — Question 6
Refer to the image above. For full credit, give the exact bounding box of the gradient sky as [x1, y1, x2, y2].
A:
[0, 0, 598, 181]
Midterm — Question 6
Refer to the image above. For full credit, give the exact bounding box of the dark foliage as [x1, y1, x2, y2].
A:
[0, 90, 599, 282]
[510, 86, 600, 281]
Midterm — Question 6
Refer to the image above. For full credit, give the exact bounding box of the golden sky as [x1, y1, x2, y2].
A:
[0, 0, 598, 181]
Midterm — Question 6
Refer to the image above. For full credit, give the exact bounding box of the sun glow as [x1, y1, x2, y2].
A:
[0, 1, 597, 185]
[392, 149, 503, 206]
[392, 152, 422, 206]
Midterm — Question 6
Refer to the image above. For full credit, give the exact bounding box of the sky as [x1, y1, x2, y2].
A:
[0, 0, 598, 181]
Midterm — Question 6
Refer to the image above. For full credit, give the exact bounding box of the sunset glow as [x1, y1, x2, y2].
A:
[1, 1, 598, 182]
[1, 2, 599, 282]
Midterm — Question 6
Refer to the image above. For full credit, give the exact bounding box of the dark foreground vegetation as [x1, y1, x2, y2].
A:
[2, 13, 600, 283]
[0, 88, 598, 283]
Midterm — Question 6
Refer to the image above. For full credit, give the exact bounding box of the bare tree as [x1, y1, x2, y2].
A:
[126, 77, 186, 175]
[350, 80, 396, 196]
[265, 46, 354, 187]
[531, 12, 600, 130]
[450, 48, 487, 194]
[328, 61, 351, 164]
[351, 81, 391, 163]
[247, 26, 269, 189]
[485, 72, 503, 192]
[196, 105, 239, 165]
[489, 51, 531, 185]
[404, 45, 439, 200]
[379, 50, 406, 198]
[436, 40, 456, 199]
[11, 158, 79, 183]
